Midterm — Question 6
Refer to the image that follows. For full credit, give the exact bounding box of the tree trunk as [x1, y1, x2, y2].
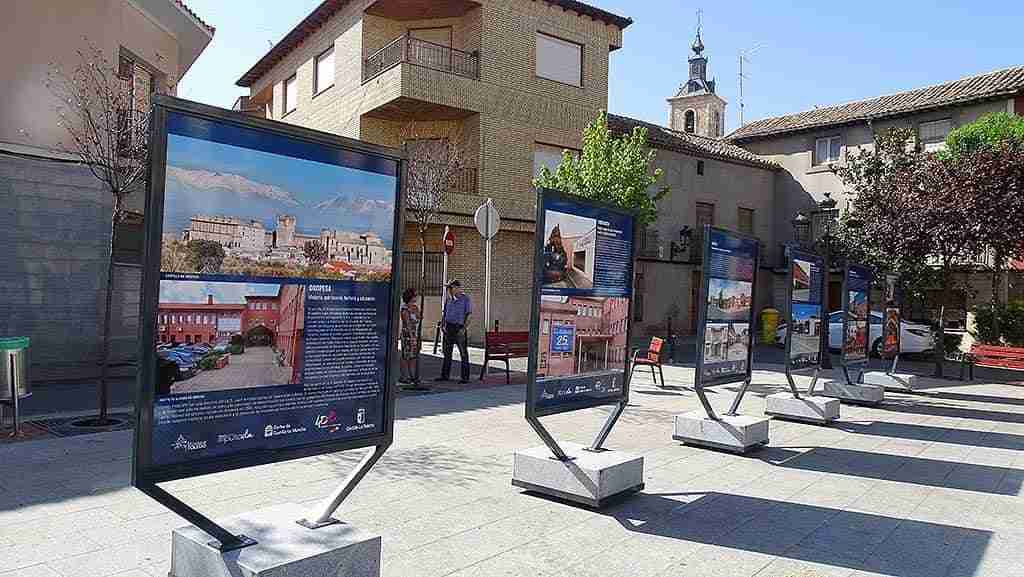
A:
[415, 231, 427, 381]
[991, 250, 1004, 343]
[933, 262, 951, 378]
[97, 199, 122, 423]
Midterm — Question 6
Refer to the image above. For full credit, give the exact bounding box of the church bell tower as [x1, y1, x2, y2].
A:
[668, 18, 727, 138]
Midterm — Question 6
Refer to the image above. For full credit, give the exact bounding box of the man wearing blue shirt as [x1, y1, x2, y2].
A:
[437, 279, 472, 383]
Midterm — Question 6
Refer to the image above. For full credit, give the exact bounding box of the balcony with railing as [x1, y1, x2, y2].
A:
[363, 34, 480, 83]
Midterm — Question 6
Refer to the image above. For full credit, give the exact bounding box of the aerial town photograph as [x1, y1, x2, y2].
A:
[3, 1, 1024, 576]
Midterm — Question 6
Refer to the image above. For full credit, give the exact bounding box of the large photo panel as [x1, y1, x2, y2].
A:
[138, 100, 402, 480]
[842, 263, 873, 366]
[531, 191, 635, 416]
[699, 228, 759, 384]
[788, 250, 824, 371]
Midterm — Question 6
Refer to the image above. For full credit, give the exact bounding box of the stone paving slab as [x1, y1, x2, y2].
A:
[0, 364, 1022, 577]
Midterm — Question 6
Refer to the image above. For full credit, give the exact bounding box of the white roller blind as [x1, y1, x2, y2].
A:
[533, 143, 575, 178]
[536, 32, 582, 87]
[315, 47, 335, 93]
[284, 75, 297, 114]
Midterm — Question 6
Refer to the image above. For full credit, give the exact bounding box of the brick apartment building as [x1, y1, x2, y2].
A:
[538, 295, 628, 378]
[234, 0, 632, 341]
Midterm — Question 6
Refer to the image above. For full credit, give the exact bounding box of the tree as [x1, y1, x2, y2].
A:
[187, 240, 226, 273]
[402, 123, 470, 384]
[303, 239, 328, 267]
[46, 43, 161, 425]
[835, 127, 984, 376]
[943, 112, 1024, 336]
[533, 111, 668, 226]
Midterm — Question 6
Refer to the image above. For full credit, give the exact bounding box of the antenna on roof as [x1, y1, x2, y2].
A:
[738, 43, 764, 127]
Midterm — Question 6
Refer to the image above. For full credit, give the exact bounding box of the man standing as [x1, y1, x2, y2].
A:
[437, 279, 472, 383]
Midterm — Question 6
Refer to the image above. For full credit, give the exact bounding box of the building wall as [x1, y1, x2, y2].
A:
[2, 0, 183, 154]
[738, 98, 1013, 252]
[634, 148, 778, 336]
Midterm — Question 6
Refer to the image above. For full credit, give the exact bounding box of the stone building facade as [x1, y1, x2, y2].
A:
[1, 0, 213, 381]
[235, 0, 632, 342]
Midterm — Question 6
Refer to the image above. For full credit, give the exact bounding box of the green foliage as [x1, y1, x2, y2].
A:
[973, 301, 1024, 347]
[199, 354, 222, 370]
[186, 239, 226, 273]
[944, 112, 1024, 158]
[533, 111, 668, 226]
[941, 332, 963, 354]
[229, 344, 244, 355]
[229, 334, 245, 355]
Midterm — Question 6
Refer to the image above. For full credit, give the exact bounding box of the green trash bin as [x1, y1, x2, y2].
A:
[1, 337, 30, 436]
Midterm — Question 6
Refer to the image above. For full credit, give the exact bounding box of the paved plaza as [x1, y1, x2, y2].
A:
[170, 346, 293, 394]
[2, 363, 1023, 577]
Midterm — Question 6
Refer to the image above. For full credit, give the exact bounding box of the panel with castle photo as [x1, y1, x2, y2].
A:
[160, 132, 397, 282]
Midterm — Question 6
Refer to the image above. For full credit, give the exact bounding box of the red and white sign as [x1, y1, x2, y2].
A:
[443, 226, 456, 256]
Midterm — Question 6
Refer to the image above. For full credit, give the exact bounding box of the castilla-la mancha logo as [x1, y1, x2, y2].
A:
[172, 435, 207, 452]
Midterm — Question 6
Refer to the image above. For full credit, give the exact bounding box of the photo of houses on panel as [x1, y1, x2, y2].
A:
[703, 323, 750, 376]
[844, 320, 869, 362]
[790, 303, 822, 367]
[792, 258, 813, 302]
[542, 210, 596, 290]
[156, 280, 306, 395]
[537, 295, 629, 378]
[706, 278, 753, 321]
[161, 132, 396, 281]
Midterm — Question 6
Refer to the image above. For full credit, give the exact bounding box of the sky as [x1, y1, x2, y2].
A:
[178, 0, 1022, 135]
[160, 280, 279, 304]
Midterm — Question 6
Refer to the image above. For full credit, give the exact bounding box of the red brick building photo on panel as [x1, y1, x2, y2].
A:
[538, 295, 630, 378]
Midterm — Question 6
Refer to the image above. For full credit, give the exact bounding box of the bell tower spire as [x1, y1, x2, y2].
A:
[667, 9, 728, 137]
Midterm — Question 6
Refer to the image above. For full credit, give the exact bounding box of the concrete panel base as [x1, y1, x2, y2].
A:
[512, 442, 644, 508]
[861, 371, 919, 391]
[765, 393, 840, 424]
[821, 380, 885, 405]
[170, 503, 381, 577]
[672, 411, 770, 453]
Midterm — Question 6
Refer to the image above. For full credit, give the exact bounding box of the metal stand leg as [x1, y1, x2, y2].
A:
[588, 400, 626, 452]
[725, 378, 751, 417]
[526, 414, 570, 461]
[8, 352, 20, 438]
[806, 369, 821, 396]
[784, 367, 801, 399]
[137, 483, 256, 551]
[695, 383, 718, 421]
[300, 444, 389, 528]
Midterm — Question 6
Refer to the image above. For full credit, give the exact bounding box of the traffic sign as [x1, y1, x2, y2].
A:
[443, 226, 456, 255]
[474, 199, 500, 240]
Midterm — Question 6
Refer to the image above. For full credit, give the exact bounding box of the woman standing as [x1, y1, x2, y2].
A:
[399, 287, 421, 385]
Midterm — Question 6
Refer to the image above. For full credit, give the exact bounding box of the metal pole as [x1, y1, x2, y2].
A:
[821, 235, 833, 369]
[9, 352, 20, 437]
[484, 199, 492, 331]
[526, 414, 570, 460]
[589, 399, 626, 451]
[138, 482, 254, 551]
[726, 378, 751, 416]
[302, 444, 388, 528]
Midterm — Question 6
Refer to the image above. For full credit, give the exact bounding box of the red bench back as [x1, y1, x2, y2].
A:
[648, 337, 664, 362]
[970, 344, 1024, 369]
[485, 331, 530, 347]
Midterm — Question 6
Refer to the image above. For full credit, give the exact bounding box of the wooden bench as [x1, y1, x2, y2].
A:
[481, 331, 530, 384]
[970, 344, 1024, 371]
[629, 336, 665, 386]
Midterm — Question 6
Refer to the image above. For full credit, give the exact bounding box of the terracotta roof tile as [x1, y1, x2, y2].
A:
[728, 67, 1024, 142]
[607, 114, 779, 171]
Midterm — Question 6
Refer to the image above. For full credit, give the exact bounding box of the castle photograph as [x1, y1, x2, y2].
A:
[161, 131, 396, 282]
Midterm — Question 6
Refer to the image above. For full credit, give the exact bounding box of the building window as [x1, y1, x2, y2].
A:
[713, 110, 722, 137]
[540, 351, 548, 368]
[684, 110, 696, 134]
[697, 160, 705, 176]
[314, 46, 335, 95]
[535, 32, 583, 87]
[533, 143, 579, 178]
[814, 135, 842, 165]
[919, 118, 952, 152]
[542, 319, 550, 334]
[283, 74, 297, 115]
[738, 207, 755, 235]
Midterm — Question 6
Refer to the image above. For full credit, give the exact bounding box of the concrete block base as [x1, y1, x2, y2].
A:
[764, 393, 840, 424]
[512, 442, 644, 508]
[170, 503, 381, 577]
[821, 380, 885, 405]
[672, 411, 769, 453]
[861, 371, 919, 392]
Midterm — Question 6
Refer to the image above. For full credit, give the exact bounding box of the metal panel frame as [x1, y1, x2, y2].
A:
[525, 188, 636, 459]
[784, 248, 826, 396]
[840, 263, 873, 384]
[132, 95, 404, 547]
[694, 225, 761, 420]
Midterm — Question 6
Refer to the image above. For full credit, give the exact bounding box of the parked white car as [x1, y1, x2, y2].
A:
[776, 311, 934, 356]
